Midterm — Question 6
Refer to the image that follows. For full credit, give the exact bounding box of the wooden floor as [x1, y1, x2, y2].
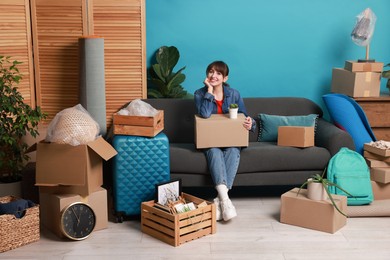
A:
[1, 187, 390, 260]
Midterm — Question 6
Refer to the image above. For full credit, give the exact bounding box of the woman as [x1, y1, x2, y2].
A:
[194, 61, 256, 221]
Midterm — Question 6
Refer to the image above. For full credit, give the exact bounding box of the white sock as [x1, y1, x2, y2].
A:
[216, 184, 229, 201]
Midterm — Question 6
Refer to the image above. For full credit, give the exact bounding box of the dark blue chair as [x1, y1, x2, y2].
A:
[322, 93, 376, 155]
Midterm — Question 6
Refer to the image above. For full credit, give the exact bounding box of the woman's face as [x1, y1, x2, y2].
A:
[207, 68, 228, 87]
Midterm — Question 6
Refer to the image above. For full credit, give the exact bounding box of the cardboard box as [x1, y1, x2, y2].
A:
[280, 188, 347, 234]
[344, 60, 384, 72]
[371, 181, 390, 200]
[141, 193, 216, 247]
[364, 151, 390, 163]
[277, 126, 314, 148]
[364, 143, 390, 157]
[39, 187, 108, 238]
[35, 137, 117, 196]
[331, 68, 380, 97]
[113, 110, 164, 137]
[365, 158, 390, 168]
[371, 167, 390, 184]
[195, 114, 249, 149]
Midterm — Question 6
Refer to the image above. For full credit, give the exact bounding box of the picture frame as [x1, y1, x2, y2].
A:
[155, 178, 182, 206]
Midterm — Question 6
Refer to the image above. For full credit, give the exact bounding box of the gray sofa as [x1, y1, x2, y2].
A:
[144, 97, 355, 187]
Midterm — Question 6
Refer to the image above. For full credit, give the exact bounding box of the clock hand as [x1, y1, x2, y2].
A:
[72, 207, 80, 225]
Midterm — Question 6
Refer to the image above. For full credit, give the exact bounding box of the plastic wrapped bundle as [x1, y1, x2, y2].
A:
[351, 8, 377, 47]
[45, 104, 100, 146]
[117, 99, 159, 116]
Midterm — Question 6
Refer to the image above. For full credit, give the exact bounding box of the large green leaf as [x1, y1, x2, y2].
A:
[156, 46, 179, 78]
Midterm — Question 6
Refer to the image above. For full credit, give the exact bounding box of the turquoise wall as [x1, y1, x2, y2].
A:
[146, 0, 390, 112]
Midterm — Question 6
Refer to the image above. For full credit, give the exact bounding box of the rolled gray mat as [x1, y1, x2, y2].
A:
[79, 36, 107, 136]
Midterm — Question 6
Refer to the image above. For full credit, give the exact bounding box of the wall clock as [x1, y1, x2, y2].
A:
[60, 202, 96, 241]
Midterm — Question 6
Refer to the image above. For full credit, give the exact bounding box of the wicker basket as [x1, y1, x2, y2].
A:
[0, 196, 40, 253]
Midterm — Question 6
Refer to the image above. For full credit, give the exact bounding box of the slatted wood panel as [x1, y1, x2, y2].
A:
[91, 0, 147, 129]
[30, 0, 88, 123]
[0, 0, 35, 107]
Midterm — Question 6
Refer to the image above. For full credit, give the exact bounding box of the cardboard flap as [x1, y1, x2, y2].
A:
[87, 137, 118, 161]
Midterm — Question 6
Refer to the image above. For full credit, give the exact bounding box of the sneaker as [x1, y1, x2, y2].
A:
[220, 198, 237, 221]
[213, 197, 223, 221]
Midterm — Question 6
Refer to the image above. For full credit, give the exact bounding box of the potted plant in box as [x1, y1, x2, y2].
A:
[229, 103, 238, 119]
[0, 56, 47, 193]
[297, 169, 353, 217]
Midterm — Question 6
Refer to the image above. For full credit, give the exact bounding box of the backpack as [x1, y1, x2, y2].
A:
[327, 147, 373, 206]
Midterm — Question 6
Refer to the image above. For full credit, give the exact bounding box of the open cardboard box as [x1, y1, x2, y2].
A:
[30, 137, 117, 196]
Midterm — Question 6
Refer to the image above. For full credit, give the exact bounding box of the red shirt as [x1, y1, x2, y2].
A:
[216, 99, 223, 114]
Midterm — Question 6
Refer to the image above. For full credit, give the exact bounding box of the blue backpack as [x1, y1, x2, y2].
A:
[327, 147, 373, 206]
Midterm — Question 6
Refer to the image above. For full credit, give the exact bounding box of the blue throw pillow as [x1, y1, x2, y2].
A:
[257, 114, 319, 142]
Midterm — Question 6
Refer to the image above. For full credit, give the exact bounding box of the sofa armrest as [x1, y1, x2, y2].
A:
[315, 118, 355, 157]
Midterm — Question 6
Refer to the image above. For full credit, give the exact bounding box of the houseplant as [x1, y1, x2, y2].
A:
[147, 46, 190, 98]
[297, 169, 353, 217]
[0, 56, 47, 184]
[229, 103, 238, 119]
[382, 63, 390, 90]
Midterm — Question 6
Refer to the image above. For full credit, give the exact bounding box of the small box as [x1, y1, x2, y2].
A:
[365, 158, 390, 168]
[277, 126, 314, 148]
[370, 167, 390, 184]
[344, 61, 384, 72]
[39, 187, 108, 238]
[364, 151, 390, 163]
[0, 196, 40, 252]
[113, 110, 164, 137]
[331, 68, 381, 97]
[141, 193, 216, 247]
[371, 181, 390, 200]
[364, 143, 390, 157]
[34, 137, 117, 196]
[195, 114, 249, 149]
[280, 188, 347, 234]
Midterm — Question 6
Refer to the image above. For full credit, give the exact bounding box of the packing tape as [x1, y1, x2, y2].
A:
[365, 72, 372, 82]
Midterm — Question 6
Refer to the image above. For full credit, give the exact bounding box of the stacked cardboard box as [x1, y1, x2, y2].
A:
[331, 60, 383, 97]
[364, 143, 390, 199]
[32, 137, 117, 238]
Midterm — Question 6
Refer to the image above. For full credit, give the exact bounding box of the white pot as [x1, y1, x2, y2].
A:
[0, 181, 22, 198]
[307, 180, 327, 201]
[229, 108, 238, 119]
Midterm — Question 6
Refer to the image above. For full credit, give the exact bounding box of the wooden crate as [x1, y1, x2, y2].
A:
[113, 110, 164, 137]
[0, 196, 40, 252]
[141, 193, 216, 247]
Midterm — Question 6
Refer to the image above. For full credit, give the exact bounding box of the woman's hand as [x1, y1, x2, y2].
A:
[243, 116, 252, 130]
[204, 78, 213, 93]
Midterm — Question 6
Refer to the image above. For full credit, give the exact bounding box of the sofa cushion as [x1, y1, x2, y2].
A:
[257, 114, 319, 142]
[170, 143, 209, 174]
[238, 142, 330, 173]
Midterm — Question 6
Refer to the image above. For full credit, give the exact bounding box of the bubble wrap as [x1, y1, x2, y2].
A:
[46, 104, 100, 146]
[117, 99, 158, 116]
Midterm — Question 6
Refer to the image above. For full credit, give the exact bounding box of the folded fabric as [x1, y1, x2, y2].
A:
[0, 199, 35, 218]
[257, 114, 318, 142]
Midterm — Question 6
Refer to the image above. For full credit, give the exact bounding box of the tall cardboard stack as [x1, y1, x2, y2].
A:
[34, 137, 117, 238]
[363, 143, 390, 200]
[331, 60, 383, 97]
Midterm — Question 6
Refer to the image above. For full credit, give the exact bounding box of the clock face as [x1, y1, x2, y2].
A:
[60, 202, 96, 241]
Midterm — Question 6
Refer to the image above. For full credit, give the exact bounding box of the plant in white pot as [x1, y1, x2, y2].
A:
[0, 56, 47, 188]
[297, 169, 353, 217]
[229, 103, 238, 119]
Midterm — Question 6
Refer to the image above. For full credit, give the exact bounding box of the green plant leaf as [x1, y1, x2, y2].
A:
[382, 70, 390, 79]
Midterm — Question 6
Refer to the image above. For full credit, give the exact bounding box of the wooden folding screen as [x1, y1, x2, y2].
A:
[27, 0, 146, 129]
[0, 0, 35, 107]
